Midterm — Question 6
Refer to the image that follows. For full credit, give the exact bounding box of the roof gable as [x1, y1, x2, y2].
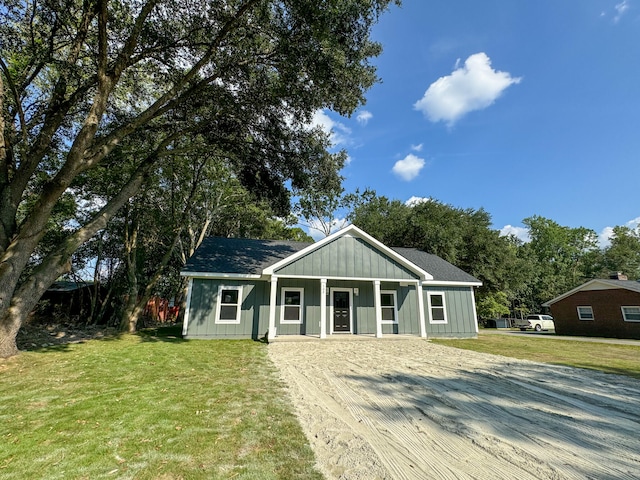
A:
[272, 234, 420, 280]
[263, 225, 432, 280]
[543, 279, 640, 306]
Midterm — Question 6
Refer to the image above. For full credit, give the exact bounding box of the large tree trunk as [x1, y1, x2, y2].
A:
[0, 149, 159, 357]
[0, 305, 21, 358]
[120, 208, 140, 333]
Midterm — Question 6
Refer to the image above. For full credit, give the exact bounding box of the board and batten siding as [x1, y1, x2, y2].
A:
[185, 278, 270, 339]
[423, 286, 477, 338]
[275, 236, 419, 280]
[273, 279, 322, 336]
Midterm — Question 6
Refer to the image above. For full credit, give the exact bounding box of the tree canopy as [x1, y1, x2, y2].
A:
[0, 0, 398, 357]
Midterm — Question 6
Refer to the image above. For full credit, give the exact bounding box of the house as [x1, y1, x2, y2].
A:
[180, 225, 481, 340]
[542, 273, 640, 339]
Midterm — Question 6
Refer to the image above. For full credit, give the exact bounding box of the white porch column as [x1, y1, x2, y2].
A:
[374, 280, 383, 338]
[182, 278, 194, 337]
[417, 281, 427, 338]
[320, 278, 327, 339]
[268, 276, 278, 340]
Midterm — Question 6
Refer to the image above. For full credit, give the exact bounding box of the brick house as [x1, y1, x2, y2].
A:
[542, 273, 640, 339]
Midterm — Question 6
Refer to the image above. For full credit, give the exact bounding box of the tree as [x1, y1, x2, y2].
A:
[0, 0, 399, 357]
[603, 226, 640, 280]
[519, 215, 599, 308]
[295, 183, 375, 238]
[476, 291, 510, 320]
[351, 195, 526, 298]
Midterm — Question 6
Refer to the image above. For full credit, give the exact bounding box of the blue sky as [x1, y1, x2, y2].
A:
[310, 1, 640, 244]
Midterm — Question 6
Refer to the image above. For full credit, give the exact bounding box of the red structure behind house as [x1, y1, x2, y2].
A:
[144, 296, 180, 323]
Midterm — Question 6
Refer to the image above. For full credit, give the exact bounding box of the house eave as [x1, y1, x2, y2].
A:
[180, 272, 262, 279]
[423, 280, 482, 287]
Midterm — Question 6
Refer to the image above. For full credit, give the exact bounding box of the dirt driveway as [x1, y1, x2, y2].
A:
[268, 338, 640, 480]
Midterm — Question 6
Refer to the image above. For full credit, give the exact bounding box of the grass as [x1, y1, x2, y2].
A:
[431, 333, 640, 379]
[0, 327, 323, 480]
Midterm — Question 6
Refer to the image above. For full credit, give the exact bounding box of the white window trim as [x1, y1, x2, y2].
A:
[428, 291, 448, 324]
[380, 290, 398, 325]
[215, 285, 243, 324]
[577, 306, 594, 321]
[621, 306, 640, 322]
[280, 287, 304, 324]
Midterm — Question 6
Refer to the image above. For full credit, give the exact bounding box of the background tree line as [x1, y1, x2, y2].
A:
[348, 195, 640, 320]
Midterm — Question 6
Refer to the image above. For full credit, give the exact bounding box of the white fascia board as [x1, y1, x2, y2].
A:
[180, 271, 262, 279]
[263, 273, 421, 283]
[422, 280, 483, 287]
[263, 224, 433, 280]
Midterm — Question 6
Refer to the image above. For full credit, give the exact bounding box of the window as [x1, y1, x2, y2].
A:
[380, 290, 398, 324]
[428, 292, 447, 324]
[621, 306, 640, 322]
[215, 286, 242, 324]
[281, 288, 304, 324]
[577, 306, 594, 321]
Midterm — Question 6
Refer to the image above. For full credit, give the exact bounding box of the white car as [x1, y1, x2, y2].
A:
[519, 314, 555, 332]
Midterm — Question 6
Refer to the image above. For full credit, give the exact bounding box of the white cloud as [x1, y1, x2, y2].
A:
[499, 225, 530, 243]
[598, 216, 640, 247]
[392, 154, 425, 181]
[414, 52, 522, 126]
[598, 226, 615, 248]
[614, 0, 630, 22]
[310, 109, 351, 146]
[405, 196, 432, 207]
[411, 143, 423, 152]
[356, 110, 373, 125]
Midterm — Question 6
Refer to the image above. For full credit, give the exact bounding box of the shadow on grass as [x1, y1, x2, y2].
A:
[137, 325, 187, 343]
[19, 324, 186, 353]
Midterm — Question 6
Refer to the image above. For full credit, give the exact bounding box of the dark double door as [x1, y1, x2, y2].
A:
[333, 291, 350, 332]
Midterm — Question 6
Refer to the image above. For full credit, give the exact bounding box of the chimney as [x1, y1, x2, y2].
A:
[610, 272, 628, 281]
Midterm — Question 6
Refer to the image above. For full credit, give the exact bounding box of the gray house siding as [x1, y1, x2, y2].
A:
[424, 286, 477, 338]
[185, 279, 476, 339]
[274, 278, 321, 336]
[275, 236, 418, 280]
[185, 279, 270, 339]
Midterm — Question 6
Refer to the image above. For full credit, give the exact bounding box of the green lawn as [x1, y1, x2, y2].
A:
[0, 328, 322, 480]
[431, 333, 640, 379]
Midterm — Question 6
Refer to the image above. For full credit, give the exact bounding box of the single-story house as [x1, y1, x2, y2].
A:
[181, 225, 481, 340]
[542, 273, 640, 339]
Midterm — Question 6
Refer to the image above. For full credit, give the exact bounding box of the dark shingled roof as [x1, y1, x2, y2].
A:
[391, 247, 480, 283]
[183, 237, 480, 284]
[183, 237, 312, 275]
[600, 279, 640, 293]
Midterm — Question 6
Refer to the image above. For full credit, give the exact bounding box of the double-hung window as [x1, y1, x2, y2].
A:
[215, 286, 242, 324]
[621, 306, 640, 322]
[577, 306, 594, 321]
[428, 292, 447, 324]
[281, 288, 304, 324]
[380, 291, 398, 324]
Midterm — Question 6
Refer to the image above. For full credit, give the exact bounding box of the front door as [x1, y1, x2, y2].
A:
[333, 291, 350, 332]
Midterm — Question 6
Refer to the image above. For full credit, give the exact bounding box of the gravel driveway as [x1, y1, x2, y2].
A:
[268, 338, 640, 480]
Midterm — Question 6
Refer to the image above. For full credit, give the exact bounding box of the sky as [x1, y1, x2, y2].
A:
[309, 0, 640, 244]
